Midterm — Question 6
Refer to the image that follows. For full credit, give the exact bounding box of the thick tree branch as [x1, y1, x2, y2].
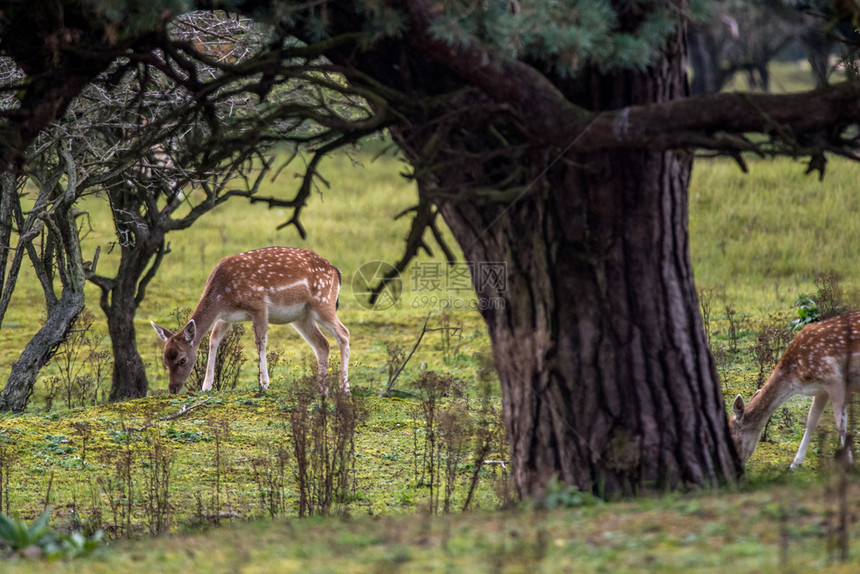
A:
[402, 0, 589, 137]
[562, 83, 860, 155]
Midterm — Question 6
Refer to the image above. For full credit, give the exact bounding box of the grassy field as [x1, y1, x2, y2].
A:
[4, 133, 860, 569]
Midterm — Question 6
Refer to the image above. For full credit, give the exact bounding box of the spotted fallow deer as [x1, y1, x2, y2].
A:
[151, 247, 350, 396]
[729, 311, 860, 470]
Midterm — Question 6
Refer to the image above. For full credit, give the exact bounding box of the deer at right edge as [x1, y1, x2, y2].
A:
[730, 311, 860, 470]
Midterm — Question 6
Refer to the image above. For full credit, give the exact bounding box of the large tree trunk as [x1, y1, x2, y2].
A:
[437, 146, 738, 497]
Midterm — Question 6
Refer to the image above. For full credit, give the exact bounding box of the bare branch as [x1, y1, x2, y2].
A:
[380, 313, 463, 397]
[368, 199, 454, 305]
[130, 397, 213, 432]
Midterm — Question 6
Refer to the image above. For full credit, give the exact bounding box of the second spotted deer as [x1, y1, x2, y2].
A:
[729, 311, 860, 469]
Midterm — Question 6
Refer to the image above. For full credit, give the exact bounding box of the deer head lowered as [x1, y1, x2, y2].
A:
[729, 311, 860, 469]
[151, 247, 350, 396]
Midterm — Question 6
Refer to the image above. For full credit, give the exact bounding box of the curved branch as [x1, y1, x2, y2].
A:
[563, 83, 860, 155]
[135, 238, 168, 307]
[86, 273, 116, 317]
[368, 199, 452, 305]
[402, 0, 590, 138]
[243, 131, 370, 238]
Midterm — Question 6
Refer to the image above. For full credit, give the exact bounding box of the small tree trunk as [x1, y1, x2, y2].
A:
[0, 290, 84, 411]
[106, 283, 148, 401]
[1, 181, 87, 412]
[687, 27, 721, 95]
[0, 171, 21, 328]
[98, 254, 152, 402]
[0, 171, 15, 311]
[801, 30, 833, 88]
[94, 220, 166, 401]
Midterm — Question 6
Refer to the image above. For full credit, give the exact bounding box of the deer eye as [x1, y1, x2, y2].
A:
[179, 357, 187, 366]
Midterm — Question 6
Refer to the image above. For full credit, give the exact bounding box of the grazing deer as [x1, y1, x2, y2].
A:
[151, 247, 350, 396]
[729, 311, 860, 469]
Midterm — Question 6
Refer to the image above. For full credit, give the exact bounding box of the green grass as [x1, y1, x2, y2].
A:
[690, 155, 860, 310]
[722, 60, 836, 94]
[0, 388, 504, 524]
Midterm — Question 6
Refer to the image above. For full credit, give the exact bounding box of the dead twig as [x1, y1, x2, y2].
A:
[131, 397, 213, 432]
[379, 313, 461, 397]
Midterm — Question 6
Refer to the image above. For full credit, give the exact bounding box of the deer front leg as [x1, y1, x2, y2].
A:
[791, 392, 829, 470]
[251, 316, 270, 390]
[203, 320, 231, 391]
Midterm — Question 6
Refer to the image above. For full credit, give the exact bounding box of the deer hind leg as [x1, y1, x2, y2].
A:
[319, 317, 350, 396]
[252, 314, 270, 390]
[203, 320, 231, 391]
[292, 318, 331, 395]
[791, 391, 830, 470]
[829, 385, 853, 465]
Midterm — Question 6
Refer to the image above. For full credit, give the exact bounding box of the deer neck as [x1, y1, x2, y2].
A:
[186, 295, 222, 348]
[744, 371, 799, 439]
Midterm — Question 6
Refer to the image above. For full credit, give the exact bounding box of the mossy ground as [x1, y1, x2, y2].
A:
[1, 386, 505, 528]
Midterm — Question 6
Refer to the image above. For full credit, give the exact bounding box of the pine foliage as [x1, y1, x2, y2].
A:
[365, 0, 684, 76]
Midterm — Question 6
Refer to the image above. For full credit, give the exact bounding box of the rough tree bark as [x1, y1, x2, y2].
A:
[91, 245, 164, 402]
[432, 148, 733, 495]
[102, 281, 149, 403]
[392, 81, 739, 495]
[0, 290, 85, 412]
[0, 170, 18, 326]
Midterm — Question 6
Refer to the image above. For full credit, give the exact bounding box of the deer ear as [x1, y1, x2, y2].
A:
[732, 394, 745, 420]
[151, 322, 174, 342]
[182, 319, 197, 344]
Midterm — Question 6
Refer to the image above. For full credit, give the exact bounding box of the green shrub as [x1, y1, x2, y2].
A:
[540, 475, 603, 510]
[790, 294, 819, 331]
[0, 507, 103, 560]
